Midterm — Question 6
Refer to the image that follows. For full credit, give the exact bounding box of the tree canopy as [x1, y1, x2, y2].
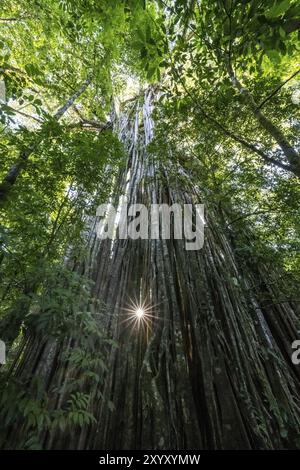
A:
[0, 0, 300, 451]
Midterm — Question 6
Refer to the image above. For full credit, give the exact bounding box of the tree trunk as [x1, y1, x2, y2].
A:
[227, 65, 300, 176]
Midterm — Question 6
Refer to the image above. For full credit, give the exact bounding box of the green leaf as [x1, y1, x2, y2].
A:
[147, 67, 156, 80]
[279, 26, 286, 38]
[140, 46, 148, 59]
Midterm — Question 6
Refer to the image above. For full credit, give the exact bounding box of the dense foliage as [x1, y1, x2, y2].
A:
[0, 0, 299, 450]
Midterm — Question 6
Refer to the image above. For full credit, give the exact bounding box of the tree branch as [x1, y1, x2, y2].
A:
[257, 68, 300, 110]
